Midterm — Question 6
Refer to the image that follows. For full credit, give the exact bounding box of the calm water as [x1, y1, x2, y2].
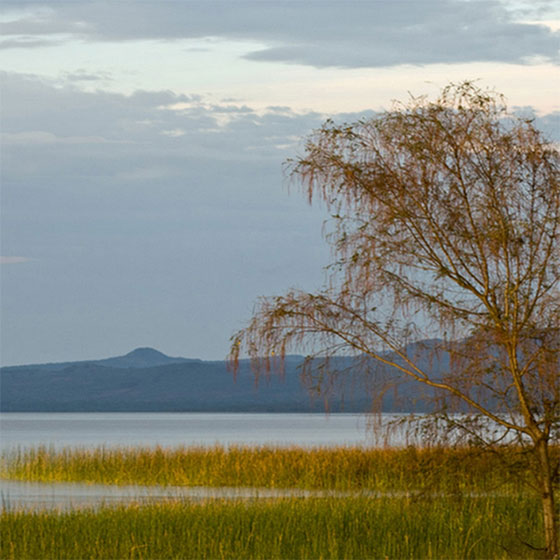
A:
[0, 412, 407, 453]
[0, 412, 413, 511]
[0, 480, 361, 511]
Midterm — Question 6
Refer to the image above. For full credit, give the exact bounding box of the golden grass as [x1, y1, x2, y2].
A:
[2, 444, 547, 494]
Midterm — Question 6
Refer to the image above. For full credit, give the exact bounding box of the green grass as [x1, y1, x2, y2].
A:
[1, 444, 536, 494]
[3, 445, 555, 558]
[0, 496, 545, 560]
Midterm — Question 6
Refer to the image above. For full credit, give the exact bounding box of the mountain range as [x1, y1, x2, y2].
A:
[0, 346, 443, 412]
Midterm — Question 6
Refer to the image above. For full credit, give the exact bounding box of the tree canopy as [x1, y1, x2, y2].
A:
[230, 82, 559, 556]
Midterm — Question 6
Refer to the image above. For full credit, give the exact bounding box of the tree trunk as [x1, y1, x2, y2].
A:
[536, 439, 559, 559]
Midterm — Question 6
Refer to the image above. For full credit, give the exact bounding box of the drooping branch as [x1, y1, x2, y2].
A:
[229, 81, 560, 560]
[230, 288, 536, 435]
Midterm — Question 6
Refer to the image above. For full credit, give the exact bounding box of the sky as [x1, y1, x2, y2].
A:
[1, 0, 559, 366]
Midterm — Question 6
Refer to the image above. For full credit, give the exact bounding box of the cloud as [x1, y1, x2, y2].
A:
[2, 131, 127, 145]
[0, 36, 61, 49]
[62, 69, 113, 83]
[0, 70, 333, 364]
[1, 72, 325, 169]
[2, 66, 558, 365]
[1, 1, 559, 67]
[2, 71, 558, 193]
[0, 256, 31, 264]
[499, 0, 560, 21]
[160, 129, 186, 138]
[534, 111, 560, 140]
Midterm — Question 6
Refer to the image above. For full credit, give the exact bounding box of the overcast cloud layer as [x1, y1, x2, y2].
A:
[2, 1, 560, 67]
[1, 1, 559, 365]
[1, 71, 336, 364]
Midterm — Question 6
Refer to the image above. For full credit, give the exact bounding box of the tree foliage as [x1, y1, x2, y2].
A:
[230, 82, 559, 556]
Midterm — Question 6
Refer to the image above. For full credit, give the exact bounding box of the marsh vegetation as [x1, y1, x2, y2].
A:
[1, 445, 556, 559]
[0, 444, 540, 494]
[0, 494, 546, 559]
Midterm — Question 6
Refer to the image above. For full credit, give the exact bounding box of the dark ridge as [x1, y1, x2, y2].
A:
[0, 346, 447, 413]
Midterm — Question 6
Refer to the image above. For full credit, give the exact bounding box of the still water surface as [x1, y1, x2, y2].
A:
[0, 412, 395, 452]
[0, 412, 409, 511]
[1, 480, 361, 511]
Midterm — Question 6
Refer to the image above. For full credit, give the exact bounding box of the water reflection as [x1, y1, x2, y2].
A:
[0, 479, 351, 511]
[1, 412, 381, 452]
[0, 412, 419, 511]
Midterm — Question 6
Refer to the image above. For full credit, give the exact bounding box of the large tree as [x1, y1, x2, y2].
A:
[230, 82, 559, 556]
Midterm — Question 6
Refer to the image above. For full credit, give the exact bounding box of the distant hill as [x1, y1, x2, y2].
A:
[3, 347, 199, 372]
[0, 346, 444, 413]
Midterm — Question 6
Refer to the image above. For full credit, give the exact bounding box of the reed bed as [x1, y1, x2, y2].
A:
[0, 495, 544, 559]
[1, 445, 539, 494]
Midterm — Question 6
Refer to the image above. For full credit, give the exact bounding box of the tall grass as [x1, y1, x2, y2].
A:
[0, 496, 544, 559]
[1, 445, 539, 494]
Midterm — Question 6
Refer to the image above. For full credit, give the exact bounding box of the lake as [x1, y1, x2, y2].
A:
[0, 412, 412, 453]
[0, 412, 415, 511]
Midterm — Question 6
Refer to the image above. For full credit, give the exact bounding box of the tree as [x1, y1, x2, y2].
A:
[229, 82, 560, 557]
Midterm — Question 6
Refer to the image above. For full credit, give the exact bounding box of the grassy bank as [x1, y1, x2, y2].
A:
[0, 445, 539, 494]
[0, 496, 544, 559]
[3, 445, 554, 558]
